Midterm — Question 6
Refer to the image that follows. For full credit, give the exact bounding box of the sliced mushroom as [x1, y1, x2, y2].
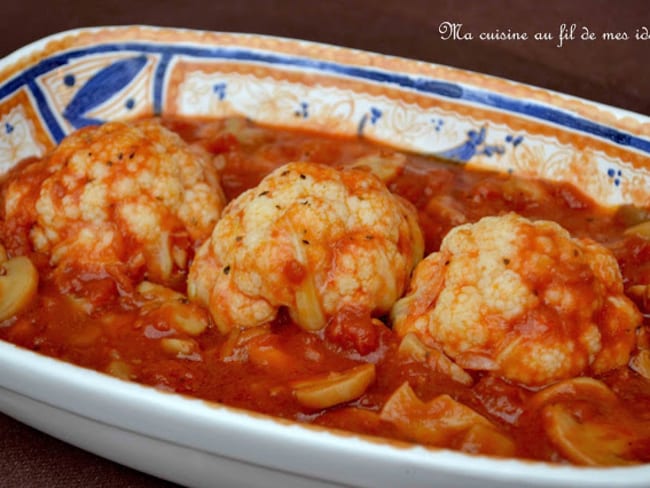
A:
[397, 332, 429, 361]
[136, 280, 184, 302]
[168, 303, 209, 336]
[219, 325, 271, 361]
[386, 384, 492, 435]
[430, 350, 474, 386]
[625, 221, 650, 240]
[247, 334, 294, 370]
[223, 116, 269, 146]
[397, 333, 473, 385]
[528, 377, 618, 411]
[638, 326, 650, 350]
[460, 422, 516, 457]
[136, 280, 210, 336]
[627, 284, 650, 313]
[106, 359, 134, 380]
[347, 152, 406, 184]
[160, 338, 201, 360]
[291, 363, 376, 409]
[0, 255, 39, 323]
[529, 377, 641, 466]
[425, 195, 468, 226]
[380, 381, 424, 427]
[501, 177, 549, 204]
[616, 204, 650, 227]
[629, 350, 650, 379]
[380, 382, 512, 454]
[543, 403, 634, 466]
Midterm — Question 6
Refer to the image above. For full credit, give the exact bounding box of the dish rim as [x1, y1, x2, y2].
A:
[1, 25, 648, 142]
[2, 338, 650, 487]
[0, 25, 649, 486]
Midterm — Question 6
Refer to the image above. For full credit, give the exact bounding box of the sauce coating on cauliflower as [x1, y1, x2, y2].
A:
[1, 120, 225, 288]
[391, 213, 641, 386]
[188, 161, 423, 334]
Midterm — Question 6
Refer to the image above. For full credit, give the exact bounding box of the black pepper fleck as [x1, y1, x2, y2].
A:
[258, 190, 270, 197]
[223, 265, 231, 275]
[503, 258, 510, 265]
[302, 239, 310, 245]
[299, 174, 306, 180]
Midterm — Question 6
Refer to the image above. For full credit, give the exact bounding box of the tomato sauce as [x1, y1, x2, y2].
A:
[1, 116, 649, 465]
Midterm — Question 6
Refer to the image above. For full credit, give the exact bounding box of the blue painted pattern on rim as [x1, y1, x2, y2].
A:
[294, 101, 309, 119]
[26, 79, 65, 142]
[435, 127, 507, 161]
[1, 41, 648, 152]
[63, 74, 75, 87]
[212, 82, 227, 100]
[153, 52, 172, 116]
[63, 55, 147, 128]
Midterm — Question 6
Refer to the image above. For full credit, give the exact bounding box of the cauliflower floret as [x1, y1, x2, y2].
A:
[188, 161, 423, 334]
[2, 120, 225, 286]
[391, 213, 641, 387]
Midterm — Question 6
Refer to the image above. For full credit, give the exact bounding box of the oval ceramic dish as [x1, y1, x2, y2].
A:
[0, 26, 649, 488]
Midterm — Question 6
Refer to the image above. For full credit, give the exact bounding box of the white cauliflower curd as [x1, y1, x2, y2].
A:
[188, 161, 423, 334]
[391, 213, 641, 387]
[2, 120, 225, 286]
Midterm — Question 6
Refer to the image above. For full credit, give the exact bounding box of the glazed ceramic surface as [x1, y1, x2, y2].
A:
[0, 26, 649, 487]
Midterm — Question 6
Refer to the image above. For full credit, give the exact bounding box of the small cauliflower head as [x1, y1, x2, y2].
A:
[391, 213, 640, 387]
[3, 120, 225, 286]
[188, 161, 423, 333]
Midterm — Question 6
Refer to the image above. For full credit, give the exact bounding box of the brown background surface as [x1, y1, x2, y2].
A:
[1, 1, 648, 487]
